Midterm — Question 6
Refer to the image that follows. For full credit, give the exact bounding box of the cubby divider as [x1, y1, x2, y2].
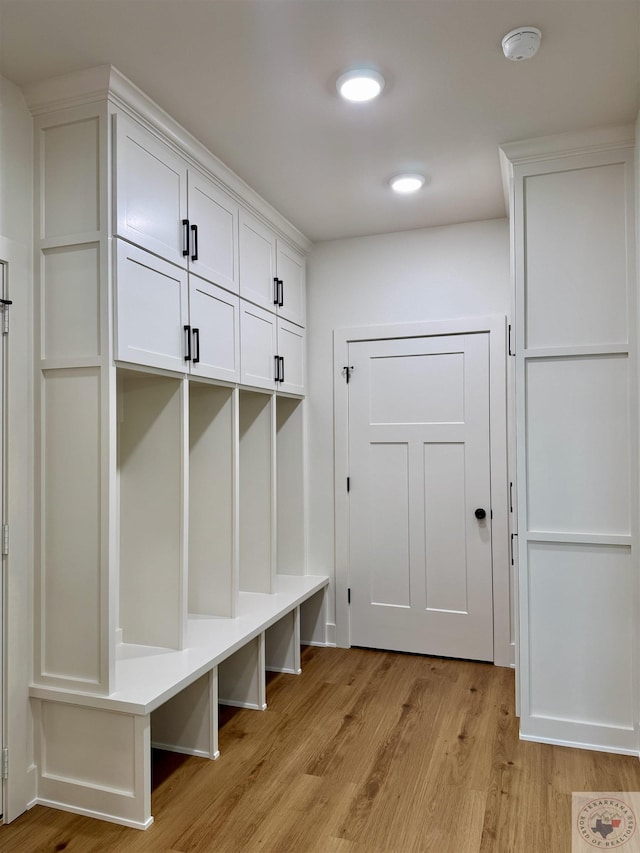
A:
[276, 396, 306, 575]
[118, 369, 187, 651]
[239, 389, 275, 593]
[189, 382, 238, 618]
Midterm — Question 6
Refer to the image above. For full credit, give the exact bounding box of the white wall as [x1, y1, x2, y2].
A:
[306, 218, 510, 637]
[0, 74, 35, 820]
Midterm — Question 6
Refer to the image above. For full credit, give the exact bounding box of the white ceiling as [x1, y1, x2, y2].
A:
[1, 0, 639, 243]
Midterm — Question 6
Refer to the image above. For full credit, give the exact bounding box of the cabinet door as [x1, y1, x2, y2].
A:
[114, 113, 188, 267]
[188, 171, 239, 293]
[240, 301, 278, 391]
[189, 277, 240, 383]
[239, 210, 277, 313]
[277, 319, 305, 396]
[115, 240, 189, 372]
[276, 241, 306, 327]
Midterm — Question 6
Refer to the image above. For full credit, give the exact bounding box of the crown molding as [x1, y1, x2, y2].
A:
[498, 124, 636, 218]
[499, 124, 635, 167]
[22, 65, 311, 253]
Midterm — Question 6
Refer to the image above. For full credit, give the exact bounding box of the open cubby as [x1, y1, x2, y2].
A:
[118, 370, 186, 650]
[239, 389, 274, 594]
[219, 634, 266, 710]
[189, 382, 238, 618]
[151, 670, 218, 760]
[265, 608, 300, 674]
[276, 396, 305, 575]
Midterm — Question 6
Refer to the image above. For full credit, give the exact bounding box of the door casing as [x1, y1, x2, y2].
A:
[333, 315, 512, 666]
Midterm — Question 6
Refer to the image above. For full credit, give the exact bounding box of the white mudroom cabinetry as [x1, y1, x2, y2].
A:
[501, 127, 639, 756]
[115, 112, 239, 293]
[25, 64, 327, 830]
[239, 208, 306, 327]
[240, 300, 306, 394]
[115, 239, 241, 382]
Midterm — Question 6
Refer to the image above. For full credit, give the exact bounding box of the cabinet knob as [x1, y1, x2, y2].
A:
[475, 508, 486, 520]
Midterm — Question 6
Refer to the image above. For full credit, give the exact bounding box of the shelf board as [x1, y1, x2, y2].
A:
[30, 574, 328, 716]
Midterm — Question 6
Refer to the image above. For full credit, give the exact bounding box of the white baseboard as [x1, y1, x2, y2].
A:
[218, 699, 267, 711]
[152, 742, 219, 760]
[36, 797, 154, 830]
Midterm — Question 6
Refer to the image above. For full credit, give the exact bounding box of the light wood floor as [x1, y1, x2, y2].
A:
[3, 646, 640, 852]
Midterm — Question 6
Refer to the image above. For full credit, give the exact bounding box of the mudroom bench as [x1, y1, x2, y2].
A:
[29, 576, 328, 829]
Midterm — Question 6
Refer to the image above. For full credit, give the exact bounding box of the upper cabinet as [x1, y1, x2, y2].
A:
[110, 95, 305, 391]
[115, 113, 188, 267]
[239, 210, 306, 327]
[188, 170, 239, 294]
[114, 114, 240, 294]
[115, 239, 240, 383]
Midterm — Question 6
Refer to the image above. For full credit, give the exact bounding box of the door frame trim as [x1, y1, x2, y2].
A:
[333, 315, 512, 666]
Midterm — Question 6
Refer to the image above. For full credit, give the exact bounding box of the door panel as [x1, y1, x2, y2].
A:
[240, 301, 277, 391]
[188, 172, 239, 293]
[276, 241, 305, 327]
[348, 333, 493, 660]
[189, 277, 240, 383]
[277, 319, 305, 395]
[115, 241, 188, 372]
[114, 114, 187, 267]
[239, 211, 276, 312]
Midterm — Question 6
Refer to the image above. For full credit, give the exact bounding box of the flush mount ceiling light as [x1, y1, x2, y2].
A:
[390, 173, 425, 194]
[336, 68, 385, 102]
[501, 26, 542, 61]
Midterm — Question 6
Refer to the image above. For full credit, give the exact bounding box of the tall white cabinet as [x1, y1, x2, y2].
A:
[25, 65, 326, 829]
[501, 127, 639, 755]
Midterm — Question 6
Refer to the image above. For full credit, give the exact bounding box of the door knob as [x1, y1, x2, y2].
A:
[475, 508, 486, 520]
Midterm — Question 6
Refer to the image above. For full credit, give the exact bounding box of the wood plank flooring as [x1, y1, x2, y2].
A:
[3, 646, 640, 852]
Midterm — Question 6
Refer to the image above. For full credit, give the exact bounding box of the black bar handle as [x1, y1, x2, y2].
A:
[192, 328, 200, 364]
[279, 355, 285, 384]
[184, 324, 192, 361]
[278, 279, 284, 308]
[0, 299, 12, 306]
[182, 220, 190, 257]
[274, 355, 280, 382]
[191, 223, 198, 262]
[273, 277, 279, 305]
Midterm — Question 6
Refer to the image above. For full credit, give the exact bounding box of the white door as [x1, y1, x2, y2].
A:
[277, 319, 305, 396]
[115, 240, 189, 372]
[189, 277, 240, 383]
[240, 300, 278, 390]
[348, 333, 493, 661]
[239, 210, 277, 312]
[275, 241, 305, 327]
[114, 113, 188, 267]
[188, 171, 239, 294]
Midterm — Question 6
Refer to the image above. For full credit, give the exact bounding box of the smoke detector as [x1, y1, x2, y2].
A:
[502, 27, 542, 61]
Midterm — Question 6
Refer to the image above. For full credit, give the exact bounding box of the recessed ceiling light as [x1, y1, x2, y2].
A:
[336, 69, 385, 103]
[390, 174, 425, 194]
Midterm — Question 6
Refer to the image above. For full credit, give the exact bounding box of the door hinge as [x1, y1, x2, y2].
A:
[508, 324, 515, 357]
[0, 298, 12, 335]
[1, 748, 8, 779]
[2, 524, 8, 556]
[342, 365, 354, 383]
[347, 588, 351, 605]
[347, 477, 350, 493]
